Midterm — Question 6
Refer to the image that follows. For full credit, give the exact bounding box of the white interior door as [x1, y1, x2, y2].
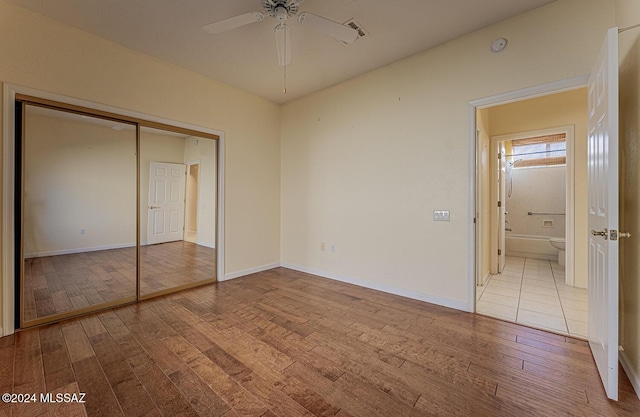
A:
[587, 27, 619, 401]
[498, 147, 506, 273]
[148, 162, 186, 245]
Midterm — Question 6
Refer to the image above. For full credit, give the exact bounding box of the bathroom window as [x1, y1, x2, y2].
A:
[511, 133, 566, 168]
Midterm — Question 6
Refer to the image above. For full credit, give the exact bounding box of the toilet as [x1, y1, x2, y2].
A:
[549, 237, 566, 267]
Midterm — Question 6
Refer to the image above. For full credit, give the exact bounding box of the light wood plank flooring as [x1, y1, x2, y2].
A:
[2, 267, 639, 417]
[140, 241, 216, 295]
[23, 241, 216, 322]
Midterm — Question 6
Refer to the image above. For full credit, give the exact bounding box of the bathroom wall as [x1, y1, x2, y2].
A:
[506, 166, 566, 238]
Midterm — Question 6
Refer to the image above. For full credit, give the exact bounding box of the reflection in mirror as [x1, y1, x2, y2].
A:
[140, 127, 217, 297]
[22, 105, 137, 325]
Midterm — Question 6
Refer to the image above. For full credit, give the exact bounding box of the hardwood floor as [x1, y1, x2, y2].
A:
[23, 242, 216, 323]
[3, 267, 639, 416]
[140, 241, 216, 296]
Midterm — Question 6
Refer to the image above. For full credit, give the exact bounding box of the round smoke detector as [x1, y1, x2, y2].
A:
[490, 38, 508, 53]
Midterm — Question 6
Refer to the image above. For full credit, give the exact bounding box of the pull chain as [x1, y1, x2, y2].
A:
[283, 25, 287, 95]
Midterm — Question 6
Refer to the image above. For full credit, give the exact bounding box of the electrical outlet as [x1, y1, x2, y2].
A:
[321, 242, 325, 251]
[330, 244, 335, 253]
[433, 210, 450, 222]
[80, 229, 86, 235]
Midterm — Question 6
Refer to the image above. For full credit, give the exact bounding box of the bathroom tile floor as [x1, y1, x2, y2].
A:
[476, 256, 588, 338]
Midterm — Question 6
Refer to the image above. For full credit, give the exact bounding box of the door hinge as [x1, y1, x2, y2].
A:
[498, 201, 502, 208]
[473, 217, 477, 224]
[497, 153, 502, 160]
[498, 249, 502, 256]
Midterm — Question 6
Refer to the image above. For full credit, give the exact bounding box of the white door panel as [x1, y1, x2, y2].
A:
[148, 162, 186, 244]
[587, 27, 618, 401]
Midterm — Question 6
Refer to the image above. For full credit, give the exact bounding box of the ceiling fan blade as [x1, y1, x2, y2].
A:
[202, 12, 264, 35]
[298, 12, 358, 44]
[275, 24, 291, 66]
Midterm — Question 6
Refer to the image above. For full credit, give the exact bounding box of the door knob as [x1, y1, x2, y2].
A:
[149, 206, 161, 209]
[609, 230, 631, 240]
[591, 228, 608, 239]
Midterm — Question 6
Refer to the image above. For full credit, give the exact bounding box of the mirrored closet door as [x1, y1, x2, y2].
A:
[17, 98, 219, 328]
[139, 127, 217, 298]
[20, 104, 137, 327]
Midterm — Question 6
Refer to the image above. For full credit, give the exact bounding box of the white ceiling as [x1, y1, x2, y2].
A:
[7, 0, 556, 104]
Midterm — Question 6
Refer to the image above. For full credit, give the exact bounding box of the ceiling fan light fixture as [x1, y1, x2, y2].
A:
[202, 0, 357, 94]
[274, 5, 288, 24]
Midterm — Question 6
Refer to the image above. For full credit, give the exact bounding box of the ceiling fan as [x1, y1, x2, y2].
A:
[202, 0, 359, 66]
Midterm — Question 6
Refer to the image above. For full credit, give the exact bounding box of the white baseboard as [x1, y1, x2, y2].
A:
[620, 350, 640, 400]
[222, 262, 281, 281]
[25, 242, 136, 259]
[481, 271, 491, 286]
[281, 263, 468, 311]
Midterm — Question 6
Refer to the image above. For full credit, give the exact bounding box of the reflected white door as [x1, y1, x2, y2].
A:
[587, 27, 619, 401]
[148, 162, 186, 245]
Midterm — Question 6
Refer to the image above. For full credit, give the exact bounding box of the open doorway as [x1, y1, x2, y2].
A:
[475, 87, 589, 338]
[185, 162, 200, 244]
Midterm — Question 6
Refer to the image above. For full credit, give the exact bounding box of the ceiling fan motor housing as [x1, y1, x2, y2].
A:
[262, 0, 302, 18]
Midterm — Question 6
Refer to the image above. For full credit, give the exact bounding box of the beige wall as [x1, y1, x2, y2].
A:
[0, 0, 281, 330]
[24, 110, 137, 256]
[281, 0, 614, 308]
[22, 115, 219, 255]
[488, 88, 589, 287]
[616, 0, 640, 399]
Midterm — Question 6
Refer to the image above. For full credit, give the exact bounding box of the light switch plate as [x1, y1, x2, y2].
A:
[433, 210, 450, 222]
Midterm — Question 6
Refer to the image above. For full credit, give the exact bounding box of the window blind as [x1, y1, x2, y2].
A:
[511, 133, 566, 168]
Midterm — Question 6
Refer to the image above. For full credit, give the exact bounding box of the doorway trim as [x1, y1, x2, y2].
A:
[1, 83, 226, 336]
[467, 75, 588, 312]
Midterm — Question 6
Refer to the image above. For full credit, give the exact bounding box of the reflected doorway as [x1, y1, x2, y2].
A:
[139, 128, 217, 299]
[185, 163, 200, 244]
